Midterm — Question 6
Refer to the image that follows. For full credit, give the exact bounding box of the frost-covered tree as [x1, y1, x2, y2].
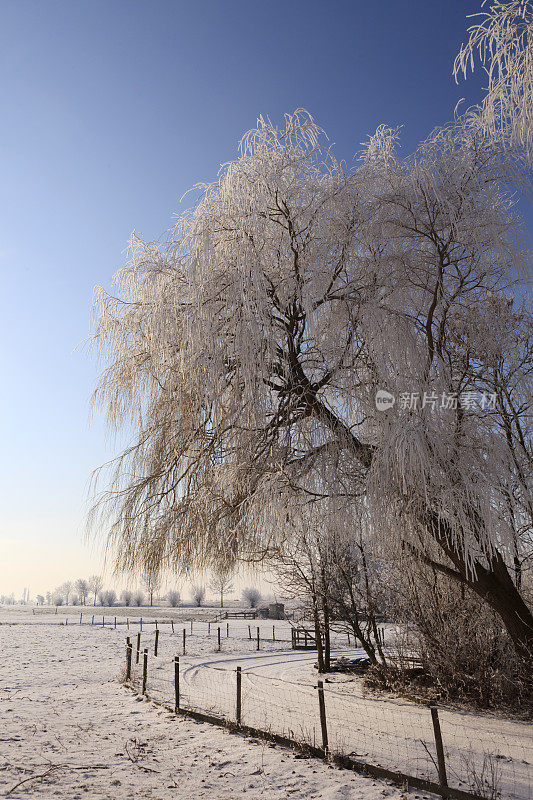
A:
[208, 567, 234, 608]
[142, 569, 160, 606]
[120, 589, 133, 606]
[190, 585, 205, 607]
[133, 589, 144, 606]
[90, 111, 533, 660]
[75, 578, 89, 606]
[242, 587, 262, 609]
[59, 581, 73, 605]
[455, 0, 533, 163]
[167, 589, 181, 607]
[36, 594, 44, 606]
[88, 574, 103, 606]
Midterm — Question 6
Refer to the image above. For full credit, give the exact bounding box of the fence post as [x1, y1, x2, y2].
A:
[92, 614, 94, 625]
[136, 631, 141, 664]
[190, 620, 193, 634]
[183, 629, 186, 655]
[140, 617, 142, 632]
[217, 627, 221, 651]
[102, 616, 105, 627]
[155, 619, 158, 631]
[127, 617, 129, 630]
[174, 656, 180, 712]
[80, 613, 82, 625]
[171, 620, 174, 634]
[126, 636, 132, 681]
[227, 622, 229, 638]
[248, 624, 251, 640]
[114, 616, 117, 629]
[256, 627, 260, 651]
[236, 666, 242, 725]
[142, 648, 148, 695]
[272, 625, 275, 641]
[317, 680, 328, 755]
[154, 628, 160, 657]
[208, 621, 211, 636]
[429, 704, 448, 796]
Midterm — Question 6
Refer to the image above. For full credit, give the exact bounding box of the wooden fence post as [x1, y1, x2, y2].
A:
[140, 617, 142, 632]
[91, 614, 94, 625]
[174, 656, 180, 712]
[208, 621, 211, 636]
[142, 649, 148, 695]
[114, 616, 117, 629]
[429, 704, 448, 796]
[226, 622, 229, 638]
[136, 631, 141, 664]
[272, 625, 275, 641]
[171, 620, 174, 634]
[256, 627, 260, 651]
[102, 616, 105, 627]
[127, 618, 129, 630]
[317, 680, 328, 755]
[190, 620, 193, 634]
[236, 666, 242, 725]
[183, 629, 186, 655]
[248, 624, 251, 640]
[217, 627, 221, 652]
[80, 613, 82, 624]
[126, 637, 132, 681]
[154, 628, 160, 657]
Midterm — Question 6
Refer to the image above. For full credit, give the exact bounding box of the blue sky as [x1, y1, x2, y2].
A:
[0, 0, 488, 596]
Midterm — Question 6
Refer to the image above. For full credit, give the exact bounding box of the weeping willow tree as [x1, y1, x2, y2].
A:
[455, 0, 533, 163]
[90, 108, 533, 659]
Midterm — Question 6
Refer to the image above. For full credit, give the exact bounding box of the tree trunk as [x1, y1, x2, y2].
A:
[312, 596, 325, 673]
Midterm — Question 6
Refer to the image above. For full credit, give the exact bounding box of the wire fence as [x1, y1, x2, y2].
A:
[122, 638, 532, 800]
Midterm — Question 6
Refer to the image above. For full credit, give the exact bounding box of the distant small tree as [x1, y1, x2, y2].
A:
[60, 581, 73, 605]
[75, 578, 89, 606]
[88, 575, 103, 606]
[36, 594, 44, 606]
[121, 589, 133, 606]
[142, 569, 160, 606]
[45, 592, 51, 605]
[55, 595, 64, 606]
[242, 587, 261, 608]
[102, 589, 116, 607]
[191, 585, 205, 607]
[133, 590, 144, 606]
[167, 589, 181, 607]
[209, 567, 234, 608]
[71, 595, 80, 606]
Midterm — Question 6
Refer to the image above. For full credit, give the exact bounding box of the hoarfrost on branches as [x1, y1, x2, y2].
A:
[89, 109, 533, 657]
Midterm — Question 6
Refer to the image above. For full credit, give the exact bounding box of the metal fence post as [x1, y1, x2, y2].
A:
[317, 679, 328, 755]
[429, 704, 448, 796]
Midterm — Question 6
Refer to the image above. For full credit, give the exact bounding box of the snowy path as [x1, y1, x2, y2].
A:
[147, 646, 532, 800]
[0, 615, 425, 800]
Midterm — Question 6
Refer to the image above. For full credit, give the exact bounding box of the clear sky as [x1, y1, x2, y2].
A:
[0, 0, 488, 598]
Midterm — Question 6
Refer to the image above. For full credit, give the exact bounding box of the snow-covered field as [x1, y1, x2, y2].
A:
[1, 607, 531, 799]
[0, 607, 425, 800]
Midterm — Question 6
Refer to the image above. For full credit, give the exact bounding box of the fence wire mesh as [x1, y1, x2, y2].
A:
[124, 639, 532, 800]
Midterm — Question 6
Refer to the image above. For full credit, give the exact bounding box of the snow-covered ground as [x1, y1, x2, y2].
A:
[0, 607, 428, 800]
[1, 607, 531, 799]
